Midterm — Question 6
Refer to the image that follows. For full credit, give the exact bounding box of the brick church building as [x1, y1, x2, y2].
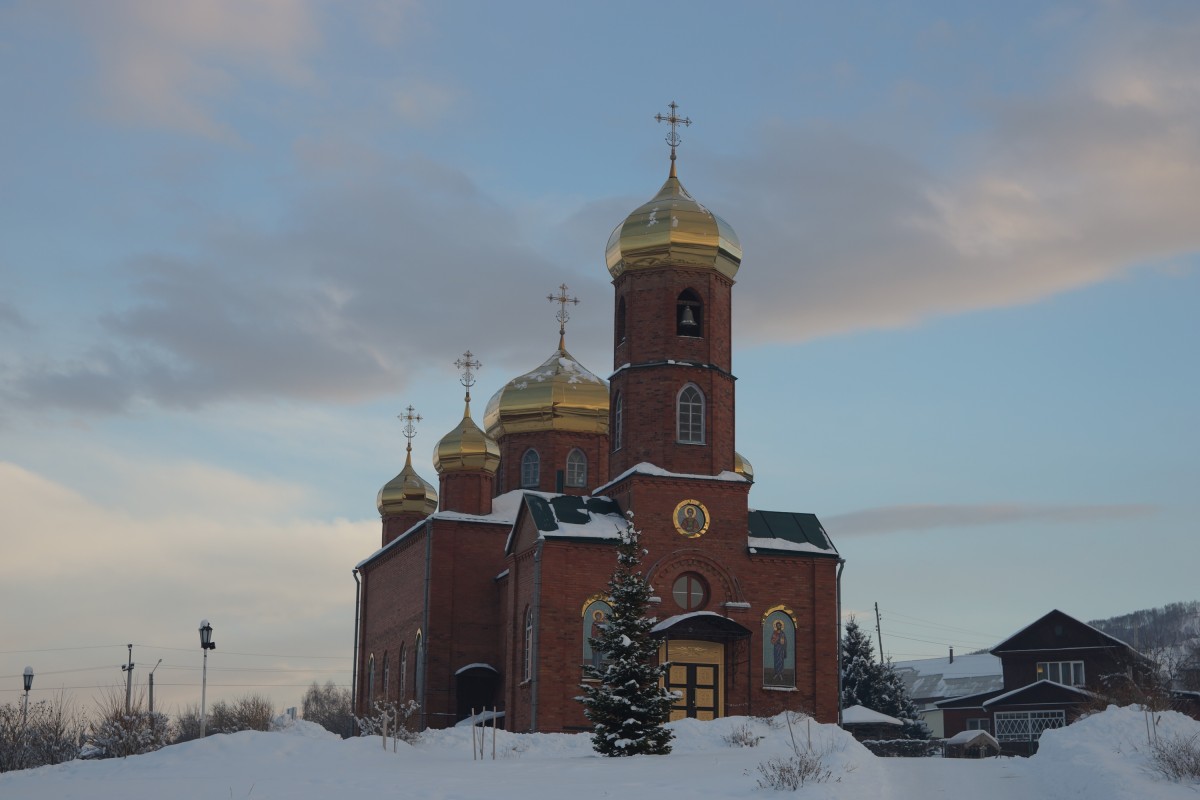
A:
[352, 112, 843, 732]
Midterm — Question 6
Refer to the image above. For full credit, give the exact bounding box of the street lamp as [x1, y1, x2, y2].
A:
[22, 667, 33, 726]
[199, 620, 216, 738]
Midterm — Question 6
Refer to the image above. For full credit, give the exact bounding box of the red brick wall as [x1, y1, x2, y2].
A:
[438, 471, 495, 516]
[381, 511, 428, 547]
[495, 430, 609, 496]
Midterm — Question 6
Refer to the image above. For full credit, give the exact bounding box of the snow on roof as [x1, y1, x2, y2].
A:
[840, 705, 903, 726]
[591, 462, 745, 496]
[991, 609, 1139, 654]
[892, 653, 1004, 702]
[746, 537, 832, 555]
[944, 729, 1000, 748]
[982, 679, 1096, 707]
[651, 611, 726, 633]
[454, 663, 498, 675]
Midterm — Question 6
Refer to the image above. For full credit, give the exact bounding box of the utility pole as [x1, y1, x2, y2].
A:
[148, 659, 163, 715]
[122, 644, 135, 714]
[874, 602, 885, 662]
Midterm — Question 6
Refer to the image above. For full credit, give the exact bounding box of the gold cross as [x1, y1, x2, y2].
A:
[655, 101, 691, 166]
[547, 283, 580, 345]
[397, 405, 422, 441]
[454, 351, 482, 400]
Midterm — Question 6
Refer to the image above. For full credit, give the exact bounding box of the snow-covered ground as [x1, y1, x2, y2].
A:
[1, 706, 1196, 799]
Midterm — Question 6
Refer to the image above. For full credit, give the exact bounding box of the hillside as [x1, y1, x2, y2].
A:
[1089, 601, 1200, 682]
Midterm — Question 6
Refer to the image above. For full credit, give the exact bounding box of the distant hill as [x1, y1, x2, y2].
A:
[1088, 601, 1200, 683]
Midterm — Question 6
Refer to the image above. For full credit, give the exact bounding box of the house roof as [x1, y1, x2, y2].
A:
[982, 679, 1096, 708]
[935, 688, 1009, 709]
[841, 705, 904, 726]
[944, 729, 1000, 749]
[746, 510, 839, 557]
[991, 609, 1141, 656]
[893, 653, 1004, 703]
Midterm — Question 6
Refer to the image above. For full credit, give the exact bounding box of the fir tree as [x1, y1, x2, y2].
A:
[578, 512, 674, 756]
[840, 616, 928, 739]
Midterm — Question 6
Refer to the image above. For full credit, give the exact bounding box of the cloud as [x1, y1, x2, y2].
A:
[825, 502, 1157, 538]
[8, 148, 612, 414]
[0, 460, 371, 710]
[67, 0, 321, 138]
[712, 7, 1200, 345]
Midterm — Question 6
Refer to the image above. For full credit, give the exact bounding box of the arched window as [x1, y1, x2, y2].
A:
[677, 384, 705, 444]
[414, 630, 425, 704]
[367, 654, 376, 706]
[523, 608, 534, 681]
[382, 651, 390, 701]
[672, 573, 708, 611]
[521, 449, 540, 488]
[565, 448, 587, 488]
[399, 643, 407, 699]
[612, 393, 623, 452]
[616, 296, 627, 344]
[763, 608, 796, 688]
[676, 289, 703, 337]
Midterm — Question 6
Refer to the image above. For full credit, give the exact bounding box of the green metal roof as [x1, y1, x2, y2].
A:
[523, 493, 624, 533]
[747, 510, 838, 555]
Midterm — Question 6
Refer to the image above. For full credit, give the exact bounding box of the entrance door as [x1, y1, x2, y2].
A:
[667, 662, 719, 721]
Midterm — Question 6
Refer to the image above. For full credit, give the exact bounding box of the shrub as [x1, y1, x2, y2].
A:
[756, 750, 833, 790]
[0, 694, 84, 772]
[862, 738, 942, 757]
[1148, 732, 1200, 783]
[724, 723, 764, 748]
[302, 681, 354, 739]
[208, 694, 274, 734]
[173, 704, 202, 743]
[355, 700, 420, 744]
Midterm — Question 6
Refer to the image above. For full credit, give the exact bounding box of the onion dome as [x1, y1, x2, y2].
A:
[377, 445, 438, 517]
[433, 400, 501, 474]
[483, 345, 609, 438]
[734, 451, 754, 483]
[605, 166, 742, 281]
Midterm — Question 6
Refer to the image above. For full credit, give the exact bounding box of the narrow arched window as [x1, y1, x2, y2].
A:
[616, 296, 627, 344]
[677, 289, 703, 337]
[382, 652, 391, 701]
[367, 654, 376, 706]
[565, 448, 587, 488]
[521, 449, 540, 488]
[523, 608, 534, 681]
[399, 643, 407, 699]
[414, 630, 424, 703]
[612, 392, 623, 452]
[677, 384, 705, 444]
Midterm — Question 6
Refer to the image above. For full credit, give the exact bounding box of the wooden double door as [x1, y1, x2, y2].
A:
[661, 640, 723, 722]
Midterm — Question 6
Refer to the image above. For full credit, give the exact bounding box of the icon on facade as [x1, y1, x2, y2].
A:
[672, 499, 710, 538]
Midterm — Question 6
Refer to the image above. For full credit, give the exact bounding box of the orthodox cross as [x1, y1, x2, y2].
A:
[547, 283, 579, 348]
[397, 404, 422, 455]
[454, 351, 481, 402]
[655, 101, 691, 170]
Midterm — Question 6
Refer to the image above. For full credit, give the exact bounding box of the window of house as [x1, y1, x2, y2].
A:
[382, 652, 390, 701]
[672, 573, 708, 611]
[966, 718, 991, 733]
[677, 385, 705, 444]
[993, 710, 1065, 742]
[523, 608, 534, 682]
[1037, 661, 1085, 687]
[676, 289, 703, 337]
[367, 654, 375, 706]
[565, 449, 587, 488]
[612, 393, 623, 452]
[414, 630, 424, 703]
[399, 644, 407, 699]
[521, 449, 540, 488]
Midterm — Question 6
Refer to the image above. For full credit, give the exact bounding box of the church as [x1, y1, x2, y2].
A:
[352, 107, 843, 732]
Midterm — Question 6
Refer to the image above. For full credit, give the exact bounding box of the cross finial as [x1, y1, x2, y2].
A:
[454, 351, 481, 403]
[397, 404, 422, 458]
[547, 283, 580, 349]
[654, 101, 691, 176]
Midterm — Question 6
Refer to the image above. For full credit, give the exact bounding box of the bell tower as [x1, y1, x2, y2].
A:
[606, 104, 742, 480]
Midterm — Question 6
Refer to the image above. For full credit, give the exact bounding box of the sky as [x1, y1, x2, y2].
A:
[3, 706, 1200, 799]
[1, 0, 1198, 715]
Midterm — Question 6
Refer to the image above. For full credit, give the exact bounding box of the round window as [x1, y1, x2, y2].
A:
[672, 573, 708, 611]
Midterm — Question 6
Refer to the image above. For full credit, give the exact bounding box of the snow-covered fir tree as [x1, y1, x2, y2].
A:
[840, 616, 928, 739]
[578, 512, 674, 756]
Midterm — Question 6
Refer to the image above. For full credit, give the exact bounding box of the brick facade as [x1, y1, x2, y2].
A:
[353, 158, 842, 732]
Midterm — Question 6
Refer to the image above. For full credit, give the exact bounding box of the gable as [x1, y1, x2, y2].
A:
[992, 609, 1137, 655]
[506, 492, 626, 554]
[983, 679, 1094, 708]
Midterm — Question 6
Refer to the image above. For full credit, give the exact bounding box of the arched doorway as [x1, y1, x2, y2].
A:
[455, 664, 500, 722]
[653, 612, 751, 721]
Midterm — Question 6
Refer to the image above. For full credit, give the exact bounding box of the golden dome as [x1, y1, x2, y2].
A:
[433, 401, 501, 474]
[605, 167, 742, 281]
[734, 451, 754, 483]
[377, 446, 438, 517]
[483, 345, 609, 438]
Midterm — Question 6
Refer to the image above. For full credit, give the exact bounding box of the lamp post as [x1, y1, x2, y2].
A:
[21, 667, 33, 726]
[199, 620, 216, 738]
